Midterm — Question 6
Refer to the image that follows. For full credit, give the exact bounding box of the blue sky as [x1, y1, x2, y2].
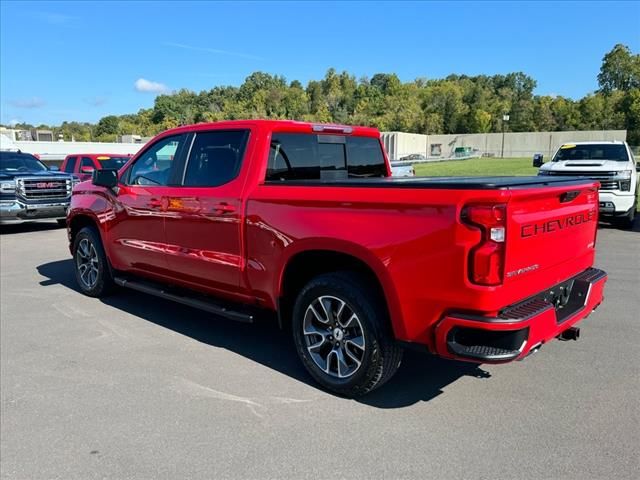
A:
[1, 0, 639, 126]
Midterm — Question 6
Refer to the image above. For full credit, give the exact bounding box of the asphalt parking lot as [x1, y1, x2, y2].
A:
[1, 221, 639, 480]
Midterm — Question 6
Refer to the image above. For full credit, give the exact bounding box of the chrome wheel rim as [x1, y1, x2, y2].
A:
[76, 238, 99, 289]
[303, 295, 365, 379]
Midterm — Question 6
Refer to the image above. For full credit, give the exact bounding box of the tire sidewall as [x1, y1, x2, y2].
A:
[292, 275, 385, 394]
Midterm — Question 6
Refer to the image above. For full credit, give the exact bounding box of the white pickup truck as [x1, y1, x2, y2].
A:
[537, 141, 638, 229]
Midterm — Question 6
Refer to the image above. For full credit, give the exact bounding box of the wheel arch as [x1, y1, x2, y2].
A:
[69, 213, 100, 245]
[67, 212, 113, 268]
[276, 240, 403, 338]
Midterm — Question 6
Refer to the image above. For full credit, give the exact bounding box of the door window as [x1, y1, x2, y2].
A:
[183, 130, 249, 187]
[64, 156, 78, 173]
[126, 135, 185, 186]
[80, 157, 95, 173]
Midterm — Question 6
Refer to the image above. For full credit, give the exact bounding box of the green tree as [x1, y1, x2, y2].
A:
[472, 109, 492, 133]
[598, 44, 640, 93]
[93, 115, 119, 139]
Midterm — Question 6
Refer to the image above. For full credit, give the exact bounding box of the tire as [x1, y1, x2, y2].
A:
[57, 219, 67, 227]
[72, 226, 115, 297]
[292, 271, 403, 397]
[615, 207, 635, 230]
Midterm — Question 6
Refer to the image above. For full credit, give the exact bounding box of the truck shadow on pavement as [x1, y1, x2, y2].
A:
[598, 217, 640, 232]
[37, 258, 491, 408]
[0, 222, 64, 235]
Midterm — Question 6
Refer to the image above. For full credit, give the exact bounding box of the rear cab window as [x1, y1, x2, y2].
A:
[266, 133, 386, 182]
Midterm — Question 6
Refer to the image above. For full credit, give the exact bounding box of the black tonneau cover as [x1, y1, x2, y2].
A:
[265, 176, 595, 190]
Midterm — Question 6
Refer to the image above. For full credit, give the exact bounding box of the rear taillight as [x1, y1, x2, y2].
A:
[461, 204, 507, 286]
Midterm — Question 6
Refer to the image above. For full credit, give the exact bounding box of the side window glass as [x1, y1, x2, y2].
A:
[183, 130, 249, 187]
[267, 134, 320, 181]
[127, 135, 183, 186]
[80, 157, 95, 173]
[64, 156, 77, 173]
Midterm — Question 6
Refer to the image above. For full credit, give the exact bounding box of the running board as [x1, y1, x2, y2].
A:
[113, 277, 254, 323]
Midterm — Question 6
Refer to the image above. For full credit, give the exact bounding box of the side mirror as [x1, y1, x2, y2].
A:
[92, 168, 118, 189]
[532, 153, 544, 168]
[81, 165, 95, 174]
[49, 165, 60, 171]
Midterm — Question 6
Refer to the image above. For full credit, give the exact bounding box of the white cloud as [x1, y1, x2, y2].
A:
[134, 78, 170, 94]
[9, 97, 46, 109]
[134, 78, 169, 93]
[8, 119, 21, 127]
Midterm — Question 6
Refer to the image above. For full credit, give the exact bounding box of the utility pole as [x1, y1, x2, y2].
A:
[501, 113, 510, 158]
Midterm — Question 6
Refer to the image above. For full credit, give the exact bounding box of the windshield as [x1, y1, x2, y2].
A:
[0, 152, 49, 172]
[97, 156, 129, 169]
[553, 144, 629, 162]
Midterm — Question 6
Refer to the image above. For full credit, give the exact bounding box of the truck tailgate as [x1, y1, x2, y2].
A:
[504, 182, 599, 289]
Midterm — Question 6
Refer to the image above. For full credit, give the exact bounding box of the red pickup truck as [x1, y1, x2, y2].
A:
[67, 120, 607, 396]
[61, 153, 131, 182]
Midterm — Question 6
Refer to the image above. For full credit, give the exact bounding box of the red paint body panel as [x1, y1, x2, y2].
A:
[68, 120, 607, 361]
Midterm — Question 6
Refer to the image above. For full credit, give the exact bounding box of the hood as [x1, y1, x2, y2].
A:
[0, 170, 74, 181]
[540, 159, 631, 173]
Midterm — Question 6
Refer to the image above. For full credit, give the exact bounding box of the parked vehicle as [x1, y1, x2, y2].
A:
[67, 120, 607, 396]
[61, 153, 131, 182]
[390, 164, 415, 177]
[538, 141, 638, 228]
[399, 153, 426, 162]
[1, 150, 77, 225]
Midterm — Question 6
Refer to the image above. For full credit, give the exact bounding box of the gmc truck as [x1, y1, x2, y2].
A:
[1, 150, 77, 225]
[67, 120, 607, 397]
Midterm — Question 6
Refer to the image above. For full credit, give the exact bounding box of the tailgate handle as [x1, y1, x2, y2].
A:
[560, 190, 581, 203]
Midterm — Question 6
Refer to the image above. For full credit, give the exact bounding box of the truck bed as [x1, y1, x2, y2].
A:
[267, 176, 592, 190]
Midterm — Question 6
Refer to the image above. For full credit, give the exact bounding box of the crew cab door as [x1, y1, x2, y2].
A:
[163, 129, 250, 298]
[107, 134, 188, 277]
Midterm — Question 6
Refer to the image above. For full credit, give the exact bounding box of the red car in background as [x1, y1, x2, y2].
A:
[61, 153, 131, 181]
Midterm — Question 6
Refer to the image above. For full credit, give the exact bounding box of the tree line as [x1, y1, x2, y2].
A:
[7, 44, 640, 145]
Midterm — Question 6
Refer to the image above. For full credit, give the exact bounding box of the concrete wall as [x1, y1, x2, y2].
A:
[382, 130, 628, 160]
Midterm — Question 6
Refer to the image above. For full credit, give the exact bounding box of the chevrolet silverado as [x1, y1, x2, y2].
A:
[67, 120, 607, 396]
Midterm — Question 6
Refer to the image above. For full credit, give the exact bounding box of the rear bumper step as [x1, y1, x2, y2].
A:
[436, 268, 607, 363]
[114, 277, 254, 323]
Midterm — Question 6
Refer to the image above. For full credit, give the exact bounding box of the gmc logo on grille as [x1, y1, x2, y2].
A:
[35, 182, 58, 189]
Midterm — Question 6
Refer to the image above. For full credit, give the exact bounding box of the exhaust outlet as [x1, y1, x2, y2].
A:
[558, 327, 580, 341]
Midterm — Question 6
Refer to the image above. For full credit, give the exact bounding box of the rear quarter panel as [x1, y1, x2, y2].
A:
[245, 184, 512, 346]
[246, 182, 600, 351]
